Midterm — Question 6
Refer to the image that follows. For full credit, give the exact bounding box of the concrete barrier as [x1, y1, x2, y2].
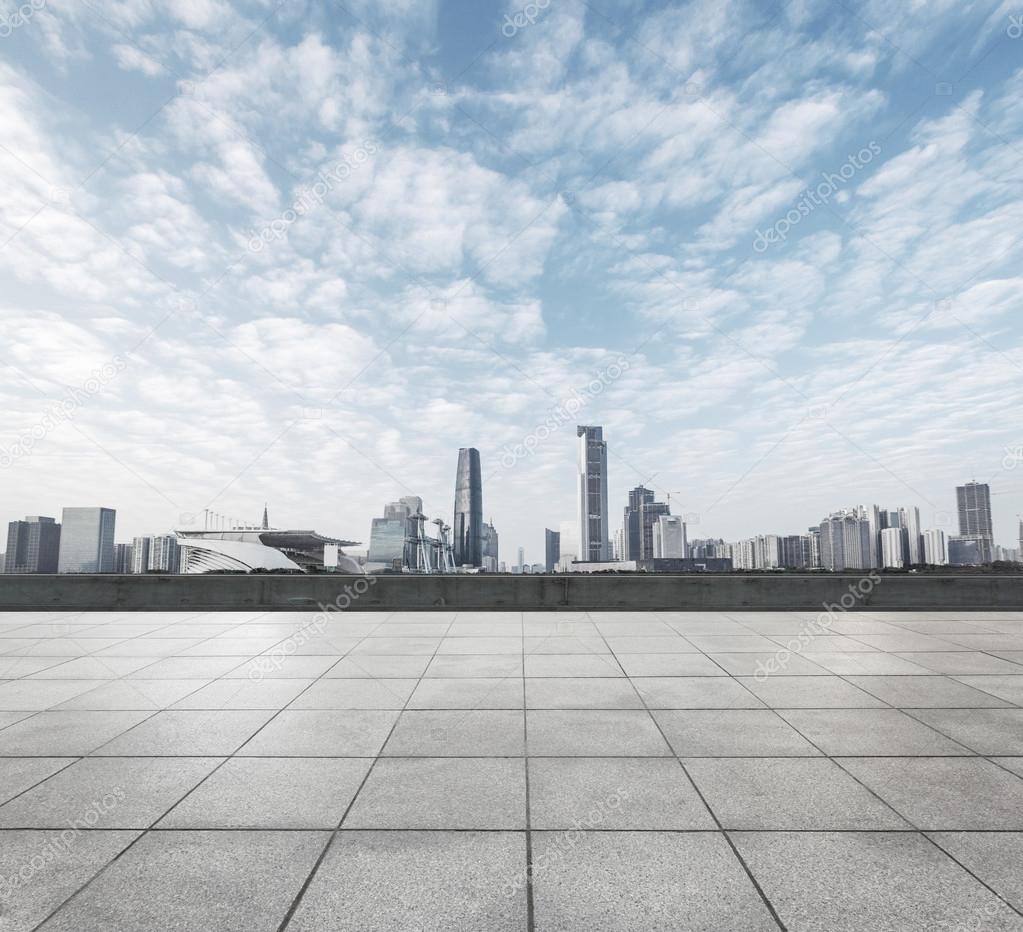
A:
[0, 573, 1021, 611]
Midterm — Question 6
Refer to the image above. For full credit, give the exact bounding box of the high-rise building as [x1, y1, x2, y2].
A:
[3, 516, 61, 574]
[881, 527, 907, 568]
[622, 486, 654, 561]
[148, 535, 181, 573]
[819, 510, 871, 571]
[652, 515, 686, 558]
[639, 500, 671, 560]
[57, 507, 116, 573]
[481, 521, 499, 572]
[923, 529, 948, 566]
[517, 546, 525, 572]
[863, 505, 882, 568]
[131, 536, 151, 574]
[369, 498, 418, 566]
[544, 528, 561, 572]
[956, 481, 994, 563]
[453, 448, 483, 567]
[577, 426, 610, 561]
[113, 543, 134, 574]
[949, 536, 983, 566]
[899, 506, 923, 565]
[780, 535, 813, 569]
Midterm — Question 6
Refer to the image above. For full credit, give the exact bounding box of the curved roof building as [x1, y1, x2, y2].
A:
[176, 527, 362, 574]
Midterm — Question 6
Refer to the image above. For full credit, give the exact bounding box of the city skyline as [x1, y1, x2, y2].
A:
[1, 2, 1021, 567]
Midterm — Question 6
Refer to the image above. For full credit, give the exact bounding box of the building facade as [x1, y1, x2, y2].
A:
[544, 528, 561, 572]
[3, 516, 61, 573]
[57, 507, 116, 574]
[956, 481, 994, 563]
[652, 515, 686, 559]
[576, 426, 610, 561]
[453, 448, 483, 567]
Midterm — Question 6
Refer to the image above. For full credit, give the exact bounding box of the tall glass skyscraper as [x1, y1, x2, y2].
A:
[57, 507, 116, 573]
[577, 426, 610, 561]
[956, 481, 994, 563]
[453, 447, 483, 567]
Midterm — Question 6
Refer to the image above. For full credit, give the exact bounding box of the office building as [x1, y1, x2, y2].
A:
[652, 515, 686, 558]
[368, 498, 419, 566]
[3, 516, 61, 574]
[956, 481, 994, 563]
[819, 510, 871, 571]
[780, 535, 813, 569]
[148, 535, 181, 573]
[113, 543, 133, 574]
[900, 506, 923, 565]
[640, 500, 671, 560]
[881, 527, 907, 568]
[131, 537, 151, 574]
[57, 507, 116, 573]
[481, 521, 499, 572]
[545, 528, 561, 572]
[517, 546, 525, 572]
[577, 426, 610, 561]
[453, 448, 483, 567]
[948, 536, 983, 567]
[923, 529, 948, 566]
[622, 486, 654, 561]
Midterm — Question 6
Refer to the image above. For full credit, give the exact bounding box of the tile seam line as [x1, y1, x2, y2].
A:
[586, 609, 791, 932]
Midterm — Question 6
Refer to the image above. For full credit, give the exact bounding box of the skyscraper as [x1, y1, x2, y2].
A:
[369, 498, 419, 566]
[545, 528, 561, 572]
[453, 448, 483, 567]
[113, 543, 134, 574]
[956, 481, 994, 563]
[640, 500, 671, 560]
[923, 529, 948, 566]
[131, 536, 152, 574]
[57, 507, 116, 573]
[577, 426, 609, 561]
[881, 527, 907, 568]
[652, 515, 686, 558]
[899, 506, 923, 565]
[148, 535, 181, 573]
[622, 486, 654, 561]
[819, 510, 871, 571]
[481, 521, 499, 572]
[3, 516, 61, 573]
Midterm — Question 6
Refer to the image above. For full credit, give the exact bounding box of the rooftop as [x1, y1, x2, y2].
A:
[1, 609, 1022, 930]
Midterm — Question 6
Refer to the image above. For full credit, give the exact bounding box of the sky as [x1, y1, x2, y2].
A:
[1, 0, 1022, 562]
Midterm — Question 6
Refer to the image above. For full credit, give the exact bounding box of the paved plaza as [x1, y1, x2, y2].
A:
[1, 608, 1023, 931]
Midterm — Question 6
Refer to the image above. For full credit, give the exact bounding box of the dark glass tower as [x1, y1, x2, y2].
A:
[453, 448, 483, 567]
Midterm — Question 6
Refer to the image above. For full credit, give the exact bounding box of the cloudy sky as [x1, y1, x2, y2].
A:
[1, 0, 1022, 561]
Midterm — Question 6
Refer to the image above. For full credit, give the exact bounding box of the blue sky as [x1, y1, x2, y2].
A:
[1, 0, 1021, 561]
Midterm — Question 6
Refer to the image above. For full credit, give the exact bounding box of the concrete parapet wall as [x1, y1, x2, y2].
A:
[0, 573, 1021, 611]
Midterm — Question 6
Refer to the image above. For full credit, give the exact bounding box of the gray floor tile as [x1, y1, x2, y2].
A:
[528, 757, 715, 829]
[407, 677, 524, 709]
[286, 830, 527, 931]
[36, 830, 328, 932]
[0, 757, 220, 828]
[604, 635, 695, 653]
[0, 830, 140, 932]
[840, 757, 1023, 829]
[615, 653, 726, 676]
[708, 651, 829, 676]
[928, 832, 1023, 912]
[684, 634, 782, 652]
[0, 758, 76, 806]
[531, 831, 778, 931]
[0, 711, 152, 756]
[779, 708, 972, 756]
[800, 652, 934, 675]
[633, 677, 765, 709]
[94, 710, 275, 756]
[437, 636, 522, 654]
[525, 677, 642, 709]
[0, 680, 108, 711]
[907, 708, 1023, 754]
[288, 678, 417, 709]
[654, 709, 822, 757]
[324, 655, 431, 678]
[225, 655, 341, 679]
[685, 757, 907, 829]
[895, 652, 1023, 675]
[158, 757, 372, 828]
[425, 654, 524, 678]
[383, 710, 525, 756]
[523, 654, 624, 677]
[846, 675, 1013, 708]
[53, 679, 207, 711]
[737, 675, 889, 708]
[526, 710, 671, 756]
[522, 635, 610, 654]
[127, 657, 248, 679]
[169, 678, 313, 710]
[345, 757, 526, 829]
[733, 831, 1023, 931]
[239, 710, 398, 757]
[953, 675, 1023, 704]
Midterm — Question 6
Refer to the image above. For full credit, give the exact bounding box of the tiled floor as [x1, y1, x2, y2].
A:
[1, 609, 1022, 931]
